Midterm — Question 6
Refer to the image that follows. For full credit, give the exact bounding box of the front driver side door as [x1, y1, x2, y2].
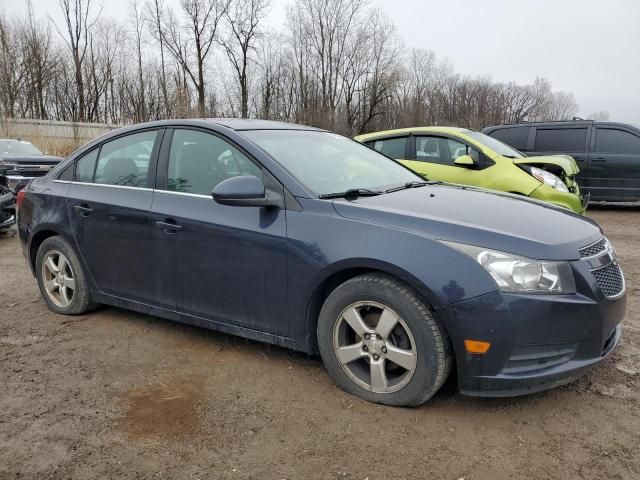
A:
[151, 128, 289, 337]
[404, 135, 487, 187]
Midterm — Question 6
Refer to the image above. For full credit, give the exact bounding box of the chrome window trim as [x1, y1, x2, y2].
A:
[53, 179, 211, 197]
[54, 180, 153, 192]
[154, 189, 211, 199]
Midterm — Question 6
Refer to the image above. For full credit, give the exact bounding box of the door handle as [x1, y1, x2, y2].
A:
[592, 157, 607, 162]
[155, 219, 183, 233]
[73, 204, 93, 217]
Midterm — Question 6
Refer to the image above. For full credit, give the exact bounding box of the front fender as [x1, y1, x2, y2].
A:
[529, 184, 586, 215]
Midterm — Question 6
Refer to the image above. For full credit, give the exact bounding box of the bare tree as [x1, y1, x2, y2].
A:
[2, 0, 584, 132]
[150, 0, 230, 117]
[145, 0, 170, 117]
[587, 110, 610, 121]
[0, 16, 25, 118]
[53, 0, 101, 121]
[288, 0, 368, 128]
[220, 0, 269, 118]
[129, 0, 147, 121]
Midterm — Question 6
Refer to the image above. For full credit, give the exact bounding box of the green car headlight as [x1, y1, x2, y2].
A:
[530, 166, 569, 193]
[444, 242, 576, 294]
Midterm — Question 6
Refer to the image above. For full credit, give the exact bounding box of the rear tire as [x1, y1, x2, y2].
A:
[35, 235, 97, 315]
[317, 274, 451, 406]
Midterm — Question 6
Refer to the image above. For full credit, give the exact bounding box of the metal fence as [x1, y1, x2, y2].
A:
[0, 118, 119, 156]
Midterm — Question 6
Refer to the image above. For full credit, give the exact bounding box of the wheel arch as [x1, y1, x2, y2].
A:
[303, 259, 445, 354]
[28, 227, 66, 273]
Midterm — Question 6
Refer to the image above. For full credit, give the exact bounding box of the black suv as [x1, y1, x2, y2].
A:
[483, 121, 640, 202]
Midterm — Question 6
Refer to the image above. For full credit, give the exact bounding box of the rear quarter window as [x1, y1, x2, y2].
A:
[534, 128, 587, 153]
[488, 127, 530, 151]
[75, 149, 99, 182]
[57, 163, 74, 181]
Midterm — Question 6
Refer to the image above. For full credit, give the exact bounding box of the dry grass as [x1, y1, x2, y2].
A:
[21, 135, 84, 157]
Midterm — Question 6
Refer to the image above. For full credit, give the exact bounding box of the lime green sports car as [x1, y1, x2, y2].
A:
[355, 127, 587, 214]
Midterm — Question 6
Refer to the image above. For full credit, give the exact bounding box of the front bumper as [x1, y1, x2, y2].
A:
[436, 285, 626, 397]
[0, 191, 16, 230]
[529, 183, 587, 215]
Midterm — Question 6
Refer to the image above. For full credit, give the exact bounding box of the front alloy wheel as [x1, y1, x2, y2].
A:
[318, 274, 451, 406]
[334, 301, 417, 393]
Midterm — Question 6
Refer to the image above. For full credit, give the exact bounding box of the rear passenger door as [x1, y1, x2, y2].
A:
[66, 129, 162, 304]
[530, 126, 590, 189]
[588, 127, 640, 201]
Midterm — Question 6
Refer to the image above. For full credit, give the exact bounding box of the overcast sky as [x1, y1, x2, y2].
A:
[3, 0, 640, 124]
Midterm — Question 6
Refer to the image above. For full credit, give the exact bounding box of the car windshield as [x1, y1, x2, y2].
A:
[464, 131, 525, 159]
[0, 140, 42, 156]
[243, 130, 422, 196]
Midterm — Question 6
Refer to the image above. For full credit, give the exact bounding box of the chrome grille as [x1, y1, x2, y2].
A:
[592, 263, 625, 298]
[580, 238, 608, 258]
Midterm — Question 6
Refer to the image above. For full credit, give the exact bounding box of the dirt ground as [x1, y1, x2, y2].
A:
[1, 207, 639, 480]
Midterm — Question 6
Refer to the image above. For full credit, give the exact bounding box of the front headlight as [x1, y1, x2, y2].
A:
[445, 242, 576, 294]
[530, 166, 569, 193]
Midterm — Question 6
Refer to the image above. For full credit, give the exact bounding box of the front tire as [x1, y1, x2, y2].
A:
[35, 235, 96, 315]
[317, 274, 451, 406]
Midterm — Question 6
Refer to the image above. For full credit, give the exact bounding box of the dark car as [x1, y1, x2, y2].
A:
[0, 184, 15, 233]
[0, 139, 63, 233]
[17, 119, 626, 406]
[483, 120, 640, 202]
[0, 139, 64, 192]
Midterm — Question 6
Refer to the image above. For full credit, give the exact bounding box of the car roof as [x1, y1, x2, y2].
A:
[203, 118, 323, 131]
[484, 121, 640, 132]
[355, 126, 472, 141]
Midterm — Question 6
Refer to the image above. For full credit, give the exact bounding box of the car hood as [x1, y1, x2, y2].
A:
[513, 155, 580, 176]
[331, 184, 601, 261]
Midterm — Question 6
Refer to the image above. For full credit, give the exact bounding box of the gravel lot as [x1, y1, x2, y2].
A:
[1, 207, 639, 480]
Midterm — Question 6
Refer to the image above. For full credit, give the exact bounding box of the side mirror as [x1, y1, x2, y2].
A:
[212, 175, 281, 208]
[454, 155, 476, 167]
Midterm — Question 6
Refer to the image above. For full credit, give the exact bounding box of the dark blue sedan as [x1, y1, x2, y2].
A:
[16, 119, 626, 406]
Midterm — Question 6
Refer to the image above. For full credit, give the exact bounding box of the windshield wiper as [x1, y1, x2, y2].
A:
[318, 188, 383, 199]
[385, 181, 437, 193]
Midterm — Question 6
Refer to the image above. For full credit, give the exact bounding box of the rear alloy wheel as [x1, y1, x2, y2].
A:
[36, 235, 96, 315]
[41, 250, 76, 308]
[318, 274, 451, 406]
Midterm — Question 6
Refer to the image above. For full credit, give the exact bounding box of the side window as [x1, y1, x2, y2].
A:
[75, 149, 99, 182]
[416, 136, 444, 163]
[595, 129, 640, 154]
[94, 131, 157, 187]
[371, 137, 407, 158]
[415, 136, 474, 166]
[490, 127, 530, 151]
[167, 129, 261, 195]
[534, 128, 587, 152]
